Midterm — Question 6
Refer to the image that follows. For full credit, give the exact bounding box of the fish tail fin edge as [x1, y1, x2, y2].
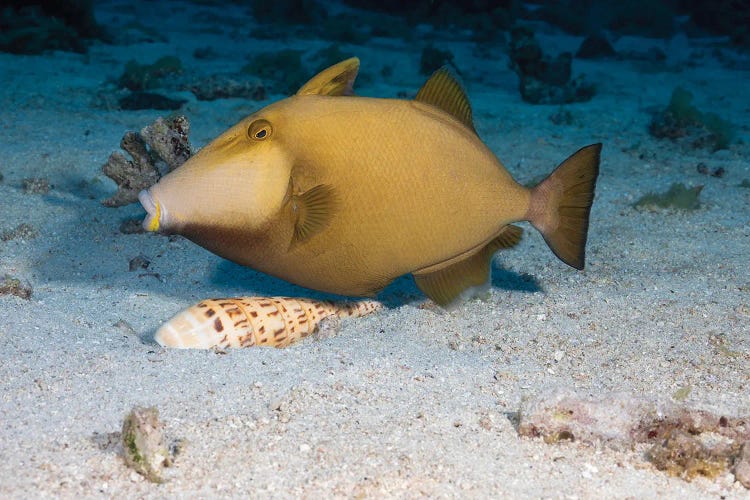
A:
[526, 143, 601, 270]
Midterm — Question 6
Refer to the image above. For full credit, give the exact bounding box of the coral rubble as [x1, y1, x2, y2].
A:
[102, 116, 192, 207]
[0, 274, 32, 300]
[114, 56, 187, 110]
[736, 442, 750, 488]
[184, 74, 266, 101]
[121, 406, 172, 483]
[342, 0, 516, 34]
[0, 0, 106, 54]
[21, 178, 50, 194]
[508, 27, 595, 105]
[684, 0, 750, 46]
[118, 56, 183, 92]
[1, 223, 39, 242]
[647, 429, 736, 482]
[649, 86, 734, 151]
[518, 388, 750, 487]
[528, 1, 676, 38]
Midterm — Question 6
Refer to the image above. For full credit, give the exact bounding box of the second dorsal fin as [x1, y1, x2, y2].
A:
[415, 67, 476, 133]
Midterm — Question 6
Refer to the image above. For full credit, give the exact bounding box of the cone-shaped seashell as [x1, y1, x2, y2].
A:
[154, 296, 382, 349]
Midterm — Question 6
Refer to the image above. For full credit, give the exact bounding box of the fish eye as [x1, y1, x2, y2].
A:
[248, 119, 272, 141]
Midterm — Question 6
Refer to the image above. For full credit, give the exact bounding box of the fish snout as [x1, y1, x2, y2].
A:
[138, 189, 163, 232]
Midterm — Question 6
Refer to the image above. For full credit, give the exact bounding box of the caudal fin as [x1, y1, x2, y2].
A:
[526, 143, 601, 270]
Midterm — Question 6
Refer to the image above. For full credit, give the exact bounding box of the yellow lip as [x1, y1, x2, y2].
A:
[147, 202, 161, 232]
[138, 190, 161, 232]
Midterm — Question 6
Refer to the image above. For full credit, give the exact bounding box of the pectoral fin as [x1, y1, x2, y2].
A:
[413, 225, 523, 306]
[291, 184, 338, 244]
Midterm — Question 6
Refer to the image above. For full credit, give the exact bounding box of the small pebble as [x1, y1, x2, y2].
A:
[129, 255, 150, 271]
[1, 223, 39, 241]
[22, 177, 50, 194]
[734, 441, 750, 488]
[696, 163, 726, 178]
[269, 396, 283, 411]
[121, 406, 171, 483]
[479, 415, 493, 431]
[0, 274, 32, 299]
[312, 315, 341, 341]
[113, 319, 137, 337]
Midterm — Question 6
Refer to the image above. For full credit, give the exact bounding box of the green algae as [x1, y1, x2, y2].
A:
[649, 86, 734, 151]
[634, 182, 702, 211]
[118, 56, 183, 91]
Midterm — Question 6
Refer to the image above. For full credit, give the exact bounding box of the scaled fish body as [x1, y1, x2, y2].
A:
[139, 58, 601, 305]
[155, 296, 382, 349]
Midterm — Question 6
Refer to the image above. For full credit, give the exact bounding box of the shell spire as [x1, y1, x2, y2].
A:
[154, 296, 382, 349]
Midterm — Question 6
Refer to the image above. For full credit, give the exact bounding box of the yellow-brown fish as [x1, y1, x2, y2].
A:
[154, 296, 382, 349]
[139, 58, 601, 305]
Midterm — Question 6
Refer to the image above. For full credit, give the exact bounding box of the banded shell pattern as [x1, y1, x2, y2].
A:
[154, 296, 382, 349]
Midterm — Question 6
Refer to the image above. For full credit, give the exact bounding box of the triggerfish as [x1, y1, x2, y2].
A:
[139, 58, 601, 306]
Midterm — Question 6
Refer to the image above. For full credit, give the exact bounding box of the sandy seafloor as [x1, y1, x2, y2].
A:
[1, 1, 749, 498]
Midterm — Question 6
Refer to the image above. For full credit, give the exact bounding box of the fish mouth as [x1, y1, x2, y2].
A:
[138, 189, 162, 232]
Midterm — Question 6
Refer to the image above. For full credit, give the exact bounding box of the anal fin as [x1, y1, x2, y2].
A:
[413, 225, 523, 306]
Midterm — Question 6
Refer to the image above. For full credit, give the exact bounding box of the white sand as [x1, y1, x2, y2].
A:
[1, 1, 748, 497]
